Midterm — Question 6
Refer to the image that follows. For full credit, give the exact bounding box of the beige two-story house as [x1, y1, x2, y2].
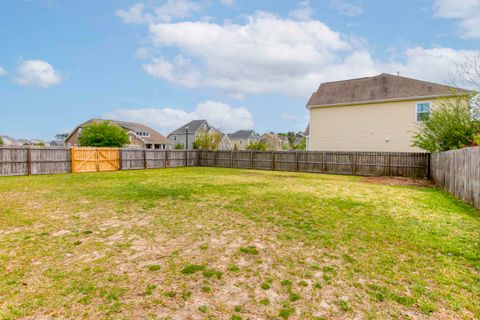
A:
[306, 73, 468, 152]
[228, 130, 260, 150]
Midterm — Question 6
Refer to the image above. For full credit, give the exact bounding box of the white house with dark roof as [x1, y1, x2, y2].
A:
[167, 120, 231, 150]
[306, 73, 471, 152]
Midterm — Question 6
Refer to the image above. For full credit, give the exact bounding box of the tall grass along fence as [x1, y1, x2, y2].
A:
[431, 147, 480, 210]
[0, 147, 429, 178]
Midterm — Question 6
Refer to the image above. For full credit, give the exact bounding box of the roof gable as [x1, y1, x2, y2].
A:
[307, 73, 470, 107]
[168, 120, 208, 135]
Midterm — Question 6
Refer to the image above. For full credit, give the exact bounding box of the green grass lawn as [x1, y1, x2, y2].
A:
[0, 168, 479, 319]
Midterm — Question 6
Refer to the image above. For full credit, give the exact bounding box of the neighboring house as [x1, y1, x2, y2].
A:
[306, 73, 469, 152]
[261, 133, 288, 151]
[293, 132, 305, 148]
[0, 135, 22, 146]
[167, 120, 230, 150]
[218, 133, 232, 151]
[65, 119, 173, 149]
[304, 124, 310, 151]
[228, 130, 260, 150]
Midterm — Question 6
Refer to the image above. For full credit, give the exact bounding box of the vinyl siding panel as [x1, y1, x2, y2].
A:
[309, 99, 443, 152]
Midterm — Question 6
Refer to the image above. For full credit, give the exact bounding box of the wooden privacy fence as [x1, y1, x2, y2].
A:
[431, 147, 480, 210]
[0, 147, 71, 176]
[198, 150, 430, 178]
[120, 149, 198, 170]
[0, 147, 428, 178]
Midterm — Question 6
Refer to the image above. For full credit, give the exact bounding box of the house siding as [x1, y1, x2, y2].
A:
[309, 98, 445, 152]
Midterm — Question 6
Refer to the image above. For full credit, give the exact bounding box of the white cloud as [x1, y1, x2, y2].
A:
[289, 1, 314, 21]
[0, 67, 6, 76]
[143, 12, 370, 96]
[116, 3, 147, 24]
[16, 60, 61, 88]
[122, 6, 473, 97]
[116, 0, 203, 24]
[219, 0, 235, 7]
[329, 0, 363, 17]
[105, 100, 253, 134]
[434, 0, 480, 38]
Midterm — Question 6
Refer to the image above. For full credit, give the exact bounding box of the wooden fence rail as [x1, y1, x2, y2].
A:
[0, 147, 71, 176]
[198, 150, 430, 178]
[0, 147, 429, 178]
[431, 147, 480, 210]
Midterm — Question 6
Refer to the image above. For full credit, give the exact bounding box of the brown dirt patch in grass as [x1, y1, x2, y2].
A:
[362, 176, 434, 187]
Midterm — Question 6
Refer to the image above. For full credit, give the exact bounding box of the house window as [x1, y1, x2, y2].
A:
[136, 131, 150, 137]
[239, 140, 243, 145]
[173, 135, 177, 141]
[416, 102, 431, 121]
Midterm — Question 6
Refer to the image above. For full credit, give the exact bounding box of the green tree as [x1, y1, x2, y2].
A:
[0, 136, 3, 146]
[246, 141, 268, 151]
[193, 132, 222, 150]
[412, 95, 480, 152]
[293, 137, 306, 151]
[78, 122, 130, 147]
[174, 143, 183, 149]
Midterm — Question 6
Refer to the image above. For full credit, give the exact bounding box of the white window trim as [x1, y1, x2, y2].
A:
[415, 101, 431, 122]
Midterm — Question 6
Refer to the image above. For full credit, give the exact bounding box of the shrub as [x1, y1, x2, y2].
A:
[79, 121, 129, 147]
[246, 141, 267, 151]
[412, 95, 480, 152]
[0, 136, 3, 145]
[194, 131, 222, 150]
[174, 143, 183, 149]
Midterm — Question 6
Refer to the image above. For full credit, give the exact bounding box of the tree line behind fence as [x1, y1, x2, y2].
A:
[0, 147, 429, 178]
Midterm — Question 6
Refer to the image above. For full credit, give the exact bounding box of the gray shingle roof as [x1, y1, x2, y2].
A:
[168, 120, 207, 135]
[228, 130, 256, 139]
[307, 73, 470, 107]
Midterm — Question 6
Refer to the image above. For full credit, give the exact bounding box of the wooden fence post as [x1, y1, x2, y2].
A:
[144, 149, 147, 169]
[118, 148, 123, 171]
[426, 153, 431, 179]
[71, 147, 75, 173]
[185, 150, 188, 167]
[214, 150, 218, 167]
[322, 152, 326, 173]
[352, 153, 356, 174]
[251, 151, 254, 169]
[231, 151, 234, 168]
[272, 151, 275, 170]
[295, 151, 299, 172]
[27, 147, 32, 175]
[165, 150, 169, 168]
[387, 154, 391, 176]
[96, 148, 100, 172]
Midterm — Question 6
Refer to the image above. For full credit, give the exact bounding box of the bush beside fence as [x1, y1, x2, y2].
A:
[431, 147, 480, 210]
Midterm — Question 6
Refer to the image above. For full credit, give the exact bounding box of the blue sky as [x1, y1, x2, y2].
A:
[0, 0, 479, 140]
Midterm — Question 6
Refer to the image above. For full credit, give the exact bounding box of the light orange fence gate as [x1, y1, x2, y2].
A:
[71, 147, 120, 173]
